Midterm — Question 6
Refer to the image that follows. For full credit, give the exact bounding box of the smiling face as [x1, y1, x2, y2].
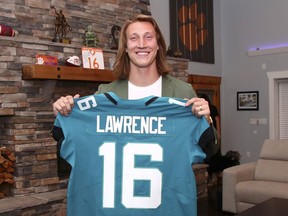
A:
[125, 21, 159, 69]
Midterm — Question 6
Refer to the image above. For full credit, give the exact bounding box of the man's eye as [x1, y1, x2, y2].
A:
[146, 35, 153, 40]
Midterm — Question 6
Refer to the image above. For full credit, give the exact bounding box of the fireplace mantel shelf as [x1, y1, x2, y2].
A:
[22, 65, 116, 82]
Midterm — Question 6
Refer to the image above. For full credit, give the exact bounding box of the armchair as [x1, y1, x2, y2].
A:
[222, 139, 288, 213]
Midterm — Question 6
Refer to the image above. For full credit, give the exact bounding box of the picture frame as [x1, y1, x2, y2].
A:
[237, 91, 259, 110]
[169, 0, 215, 63]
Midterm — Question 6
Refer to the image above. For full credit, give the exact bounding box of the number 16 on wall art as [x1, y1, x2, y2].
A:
[82, 47, 105, 69]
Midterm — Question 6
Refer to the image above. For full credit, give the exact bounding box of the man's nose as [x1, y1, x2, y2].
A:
[137, 38, 146, 48]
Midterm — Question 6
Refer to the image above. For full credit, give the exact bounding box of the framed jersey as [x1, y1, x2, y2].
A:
[53, 92, 209, 216]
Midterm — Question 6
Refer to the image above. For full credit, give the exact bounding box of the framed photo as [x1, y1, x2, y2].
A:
[237, 91, 259, 110]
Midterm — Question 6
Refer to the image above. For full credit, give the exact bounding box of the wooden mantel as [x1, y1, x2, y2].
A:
[22, 65, 116, 82]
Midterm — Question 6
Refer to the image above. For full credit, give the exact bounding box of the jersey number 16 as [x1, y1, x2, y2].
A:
[99, 142, 163, 209]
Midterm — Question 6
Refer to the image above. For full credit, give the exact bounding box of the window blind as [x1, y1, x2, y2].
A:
[279, 81, 288, 139]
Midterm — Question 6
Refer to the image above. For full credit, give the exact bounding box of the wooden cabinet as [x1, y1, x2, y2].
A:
[189, 74, 222, 147]
[188, 74, 221, 113]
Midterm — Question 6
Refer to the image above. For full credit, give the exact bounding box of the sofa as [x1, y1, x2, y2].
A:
[222, 139, 288, 213]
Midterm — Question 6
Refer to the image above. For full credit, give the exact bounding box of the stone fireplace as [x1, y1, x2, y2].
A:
[0, 1, 200, 215]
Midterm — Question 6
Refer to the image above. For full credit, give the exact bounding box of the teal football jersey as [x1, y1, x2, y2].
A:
[53, 92, 209, 216]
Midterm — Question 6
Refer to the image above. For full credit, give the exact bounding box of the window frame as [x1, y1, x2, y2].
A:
[267, 71, 288, 139]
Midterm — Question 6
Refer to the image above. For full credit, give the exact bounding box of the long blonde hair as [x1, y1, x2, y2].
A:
[113, 14, 171, 79]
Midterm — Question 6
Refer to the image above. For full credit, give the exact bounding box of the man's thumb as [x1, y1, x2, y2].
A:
[74, 94, 80, 98]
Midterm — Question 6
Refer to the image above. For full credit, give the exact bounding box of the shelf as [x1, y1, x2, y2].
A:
[247, 46, 288, 56]
[22, 65, 116, 82]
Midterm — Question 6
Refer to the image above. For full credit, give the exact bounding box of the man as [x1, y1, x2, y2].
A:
[52, 14, 215, 216]
[52, 14, 210, 118]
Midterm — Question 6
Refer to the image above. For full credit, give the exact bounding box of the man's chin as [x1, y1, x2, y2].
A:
[131, 58, 156, 68]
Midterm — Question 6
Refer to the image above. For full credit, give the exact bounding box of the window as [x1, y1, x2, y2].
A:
[267, 71, 288, 139]
[279, 81, 288, 138]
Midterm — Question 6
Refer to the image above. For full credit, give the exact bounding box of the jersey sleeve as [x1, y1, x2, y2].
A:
[198, 125, 215, 161]
[189, 116, 210, 164]
[52, 114, 76, 167]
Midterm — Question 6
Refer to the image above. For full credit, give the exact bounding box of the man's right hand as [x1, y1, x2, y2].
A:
[52, 94, 80, 116]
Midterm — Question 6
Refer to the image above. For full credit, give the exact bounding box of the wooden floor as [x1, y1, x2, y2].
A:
[197, 184, 235, 216]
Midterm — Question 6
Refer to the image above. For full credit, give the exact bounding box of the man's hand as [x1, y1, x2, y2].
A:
[53, 94, 80, 116]
[185, 97, 210, 117]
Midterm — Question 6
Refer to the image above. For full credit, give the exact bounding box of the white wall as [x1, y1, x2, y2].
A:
[151, 0, 288, 163]
[149, 0, 170, 47]
[220, 0, 288, 163]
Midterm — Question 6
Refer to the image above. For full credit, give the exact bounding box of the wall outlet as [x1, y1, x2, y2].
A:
[258, 118, 267, 125]
[246, 151, 251, 157]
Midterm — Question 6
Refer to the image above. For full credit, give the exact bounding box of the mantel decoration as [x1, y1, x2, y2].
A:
[0, 24, 15, 37]
[51, 6, 72, 44]
[237, 91, 259, 111]
[111, 25, 121, 50]
[84, 25, 98, 47]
